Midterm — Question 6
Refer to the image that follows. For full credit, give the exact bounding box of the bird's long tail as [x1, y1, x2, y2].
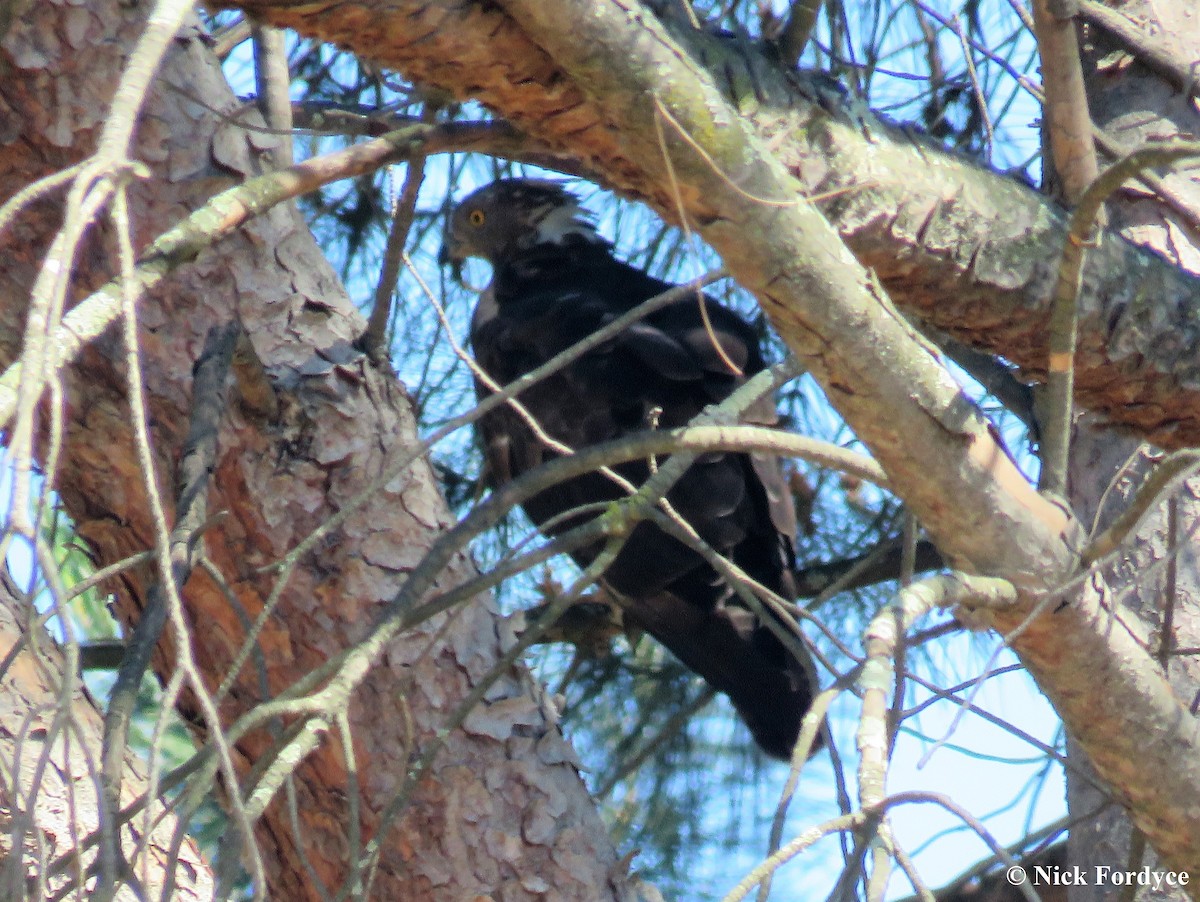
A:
[624, 592, 818, 759]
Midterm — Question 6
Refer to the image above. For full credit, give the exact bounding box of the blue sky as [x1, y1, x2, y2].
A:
[1, 7, 1069, 898]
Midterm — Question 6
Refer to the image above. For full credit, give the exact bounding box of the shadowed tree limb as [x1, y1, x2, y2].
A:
[96, 322, 240, 901]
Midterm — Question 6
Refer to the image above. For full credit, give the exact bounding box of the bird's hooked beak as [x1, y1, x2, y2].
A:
[437, 239, 465, 284]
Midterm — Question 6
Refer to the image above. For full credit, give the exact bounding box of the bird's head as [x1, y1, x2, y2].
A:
[439, 178, 607, 278]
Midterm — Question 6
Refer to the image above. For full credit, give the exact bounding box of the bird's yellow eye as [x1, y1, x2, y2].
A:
[469, 209, 486, 227]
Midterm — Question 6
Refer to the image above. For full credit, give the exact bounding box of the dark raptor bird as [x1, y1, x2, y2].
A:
[441, 179, 816, 759]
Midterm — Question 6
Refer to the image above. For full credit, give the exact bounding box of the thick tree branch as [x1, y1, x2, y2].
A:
[494, 0, 1075, 577]
[0, 6, 634, 897]
[1078, 0, 1200, 99]
[224, 0, 1200, 450]
[361, 106, 437, 359]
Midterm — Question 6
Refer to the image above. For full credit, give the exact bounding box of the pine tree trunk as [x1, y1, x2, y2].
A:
[0, 2, 634, 898]
[1065, 2, 1200, 897]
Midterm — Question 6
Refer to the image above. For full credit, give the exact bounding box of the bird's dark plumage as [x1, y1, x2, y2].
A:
[442, 179, 816, 758]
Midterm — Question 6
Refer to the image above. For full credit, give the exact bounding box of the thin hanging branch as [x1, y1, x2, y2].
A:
[251, 24, 294, 167]
[361, 104, 439, 360]
[95, 322, 240, 900]
[776, 0, 824, 67]
[1032, 0, 1102, 497]
[1041, 141, 1200, 496]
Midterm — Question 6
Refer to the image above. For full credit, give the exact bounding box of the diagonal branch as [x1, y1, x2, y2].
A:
[225, 0, 1200, 450]
[1077, 0, 1200, 99]
[0, 120, 551, 431]
[496, 0, 1077, 583]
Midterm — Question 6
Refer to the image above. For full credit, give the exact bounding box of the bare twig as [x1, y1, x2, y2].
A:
[728, 789, 1033, 902]
[799, 539, 943, 602]
[1159, 495, 1179, 672]
[361, 104, 439, 359]
[1084, 448, 1200, 566]
[776, 0, 824, 67]
[1041, 142, 1200, 495]
[950, 14, 994, 156]
[763, 673, 856, 899]
[252, 24, 294, 167]
[94, 317, 241, 901]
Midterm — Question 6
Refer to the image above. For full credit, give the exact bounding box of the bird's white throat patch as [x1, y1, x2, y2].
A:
[532, 200, 603, 246]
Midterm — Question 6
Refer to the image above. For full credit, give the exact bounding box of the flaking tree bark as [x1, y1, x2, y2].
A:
[1063, 1, 1200, 897]
[1, 2, 641, 900]
[0, 570, 214, 899]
